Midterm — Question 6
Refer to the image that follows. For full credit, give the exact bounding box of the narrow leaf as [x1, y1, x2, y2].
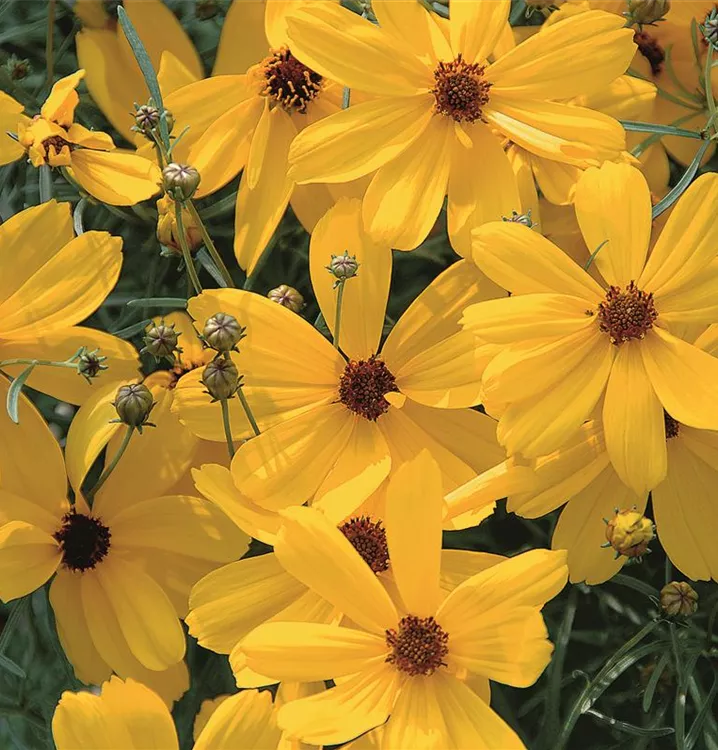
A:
[38, 164, 52, 203]
[652, 139, 712, 220]
[126, 297, 187, 309]
[0, 654, 25, 679]
[6, 364, 36, 424]
[73, 196, 87, 236]
[112, 318, 153, 339]
[643, 652, 670, 712]
[197, 248, 229, 288]
[586, 708, 674, 738]
[686, 670, 718, 750]
[620, 120, 704, 140]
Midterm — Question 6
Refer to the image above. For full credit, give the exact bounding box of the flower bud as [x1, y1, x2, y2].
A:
[195, 0, 221, 19]
[113, 383, 155, 430]
[156, 195, 202, 255]
[162, 163, 201, 201]
[202, 358, 241, 401]
[660, 581, 698, 617]
[77, 349, 107, 382]
[267, 284, 305, 313]
[704, 8, 718, 48]
[134, 103, 160, 134]
[4, 55, 31, 81]
[604, 508, 654, 558]
[626, 0, 670, 26]
[141, 320, 182, 363]
[327, 250, 359, 285]
[502, 209, 535, 228]
[203, 312, 245, 353]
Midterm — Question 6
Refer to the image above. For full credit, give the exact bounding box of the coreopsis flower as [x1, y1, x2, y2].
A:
[462, 163, 718, 496]
[0, 71, 160, 205]
[74, 0, 203, 142]
[283, 1, 636, 254]
[0, 200, 138, 405]
[502, 325, 718, 585]
[0, 378, 247, 703]
[173, 199, 509, 517]
[240, 453, 568, 748]
[52, 676, 299, 749]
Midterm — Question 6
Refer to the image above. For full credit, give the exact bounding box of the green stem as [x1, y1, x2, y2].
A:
[220, 398, 236, 458]
[185, 201, 235, 288]
[237, 388, 260, 437]
[174, 201, 203, 295]
[45, 0, 56, 89]
[705, 44, 716, 130]
[333, 280, 346, 350]
[0, 357, 77, 370]
[87, 427, 134, 501]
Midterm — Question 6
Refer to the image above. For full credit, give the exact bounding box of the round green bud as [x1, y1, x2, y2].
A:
[162, 163, 201, 201]
[327, 250, 359, 283]
[660, 581, 698, 617]
[113, 383, 155, 429]
[202, 358, 240, 401]
[267, 284, 305, 313]
[626, 0, 670, 25]
[141, 321, 181, 362]
[203, 312, 245, 353]
[704, 9, 718, 47]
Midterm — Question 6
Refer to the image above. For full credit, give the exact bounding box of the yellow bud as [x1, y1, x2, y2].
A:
[156, 195, 201, 255]
[660, 581, 698, 617]
[267, 284, 305, 313]
[605, 509, 654, 558]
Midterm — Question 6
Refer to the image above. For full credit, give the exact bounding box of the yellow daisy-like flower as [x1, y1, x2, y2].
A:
[0, 392, 247, 704]
[240, 453, 568, 748]
[74, 0, 203, 142]
[0, 71, 160, 205]
[173, 198, 507, 518]
[283, 0, 636, 253]
[52, 676, 296, 749]
[462, 162, 718, 496]
[0, 200, 138, 405]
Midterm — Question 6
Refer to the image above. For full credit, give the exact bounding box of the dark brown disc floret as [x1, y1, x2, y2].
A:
[386, 615, 449, 676]
[664, 411, 680, 439]
[42, 134, 73, 157]
[432, 54, 491, 123]
[338, 355, 398, 421]
[53, 510, 111, 572]
[597, 281, 658, 345]
[262, 47, 322, 113]
[634, 31, 665, 76]
[339, 516, 390, 573]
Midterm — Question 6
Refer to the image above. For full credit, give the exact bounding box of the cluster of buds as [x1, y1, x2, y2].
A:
[659, 581, 698, 617]
[603, 508, 655, 559]
[326, 250, 360, 288]
[625, 0, 671, 27]
[141, 319, 183, 365]
[267, 284, 305, 313]
[75, 347, 108, 383]
[112, 383, 156, 432]
[156, 194, 202, 257]
[162, 163, 201, 202]
[703, 6, 718, 49]
[132, 100, 174, 140]
[198, 312, 247, 402]
[502, 209, 536, 229]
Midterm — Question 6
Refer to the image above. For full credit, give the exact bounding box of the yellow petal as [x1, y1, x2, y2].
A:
[531, 155, 580, 206]
[574, 162, 652, 287]
[0, 91, 28, 165]
[450, 0, 510, 63]
[157, 51, 199, 97]
[0, 521, 60, 601]
[274, 506, 398, 633]
[654, 258, 718, 325]
[288, 95, 435, 184]
[69, 150, 160, 206]
[289, 182, 335, 233]
[41, 70, 84, 126]
[194, 690, 280, 750]
[213, 0, 269, 75]
[52, 687, 134, 750]
[386, 451, 443, 617]
[373, 0, 452, 63]
[310, 198, 392, 360]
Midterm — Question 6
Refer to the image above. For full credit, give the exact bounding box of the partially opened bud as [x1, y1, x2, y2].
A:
[162, 163, 200, 201]
[660, 581, 698, 617]
[113, 383, 155, 430]
[327, 250, 359, 284]
[156, 195, 201, 255]
[267, 284, 305, 313]
[77, 349, 107, 382]
[626, 0, 670, 25]
[604, 508, 654, 558]
[203, 313, 245, 353]
[202, 358, 241, 401]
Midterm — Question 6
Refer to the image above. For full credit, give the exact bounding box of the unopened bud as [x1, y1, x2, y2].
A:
[202, 358, 241, 401]
[267, 284, 305, 313]
[203, 312, 245, 353]
[4, 55, 31, 81]
[112, 383, 155, 431]
[502, 209, 535, 228]
[626, 0, 670, 26]
[327, 250, 359, 286]
[156, 195, 201, 255]
[196, 0, 221, 19]
[134, 103, 160, 133]
[77, 349, 107, 382]
[141, 320, 182, 363]
[660, 581, 698, 617]
[604, 508, 654, 559]
[703, 8, 718, 48]
[162, 163, 200, 201]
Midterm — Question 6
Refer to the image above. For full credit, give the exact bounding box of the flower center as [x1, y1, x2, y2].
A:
[385, 615, 449, 676]
[664, 411, 680, 439]
[634, 31, 665, 76]
[597, 281, 658, 345]
[261, 47, 322, 113]
[338, 356, 398, 421]
[432, 54, 491, 123]
[339, 516, 390, 573]
[53, 511, 111, 572]
[42, 134, 73, 158]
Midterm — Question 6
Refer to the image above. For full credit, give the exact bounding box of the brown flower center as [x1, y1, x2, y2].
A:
[261, 47, 322, 113]
[338, 356, 398, 421]
[664, 411, 680, 439]
[432, 54, 491, 123]
[339, 516, 390, 573]
[42, 135, 73, 157]
[386, 615, 449, 676]
[597, 281, 658, 345]
[634, 31, 665, 76]
[53, 511, 111, 572]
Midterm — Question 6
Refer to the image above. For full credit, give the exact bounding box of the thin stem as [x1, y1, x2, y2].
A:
[237, 388, 260, 437]
[185, 201, 235, 288]
[333, 281, 346, 350]
[0, 357, 77, 370]
[705, 44, 716, 131]
[342, 86, 351, 109]
[174, 201, 203, 295]
[220, 398, 236, 458]
[45, 0, 56, 89]
[87, 427, 134, 501]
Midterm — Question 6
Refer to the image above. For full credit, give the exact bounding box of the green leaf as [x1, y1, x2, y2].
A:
[0, 654, 25, 680]
[112, 318, 153, 339]
[652, 138, 712, 220]
[620, 120, 704, 140]
[196, 248, 229, 288]
[584, 239, 609, 271]
[126, 297, 187, 309]
[38, 165, 52, 203]
[6, 364, 35, 424]
[72, 196, 87, 236]
[610, 573, 660, 600]
[642, 652, 670, 712]
[686, 669, 718, 750]
[586, 708, 674, 738]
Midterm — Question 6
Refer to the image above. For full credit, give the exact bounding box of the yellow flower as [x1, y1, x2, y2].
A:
[462, 162, 718, 495]
[173, 198, 507, 517]
[505, 325, 718, 584]
[283, 1, 636, 254]
[240, 453, 568, 748]
[0, 200, 138, 405]
[74, 0, 203, 142]
[52, 676, 296, 749]
[156, 195, 203, 254]
[0, 392, 247, 703]
[0, 71, 160, 205]
[604, 507, 654, 557]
